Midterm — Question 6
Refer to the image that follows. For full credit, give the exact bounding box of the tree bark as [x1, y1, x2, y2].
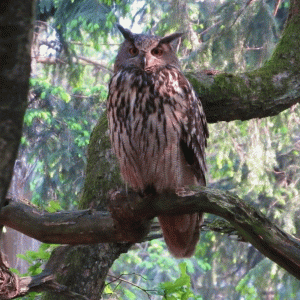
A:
[0, 1, 35, 298]
[1, 186, 300, 284]
[0, 0, 34, 209]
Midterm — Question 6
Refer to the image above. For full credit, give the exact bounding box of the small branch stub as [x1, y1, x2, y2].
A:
[108, 190, 153, 242]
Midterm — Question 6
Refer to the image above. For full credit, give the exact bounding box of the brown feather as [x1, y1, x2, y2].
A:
[158, 213, 203, 258]
[107, 28, 208, 257]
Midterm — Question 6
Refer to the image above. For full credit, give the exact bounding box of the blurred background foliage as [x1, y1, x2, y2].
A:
[12, 0, 300, 299]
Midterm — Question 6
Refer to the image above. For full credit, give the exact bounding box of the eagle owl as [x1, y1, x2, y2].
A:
[107, 24, 208, 258]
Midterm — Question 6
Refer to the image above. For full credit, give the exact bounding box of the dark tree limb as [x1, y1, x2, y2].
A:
[35, 56, 113, 74]
[0, 252, 19, 299]
[0, 0, 34, 209]
[0, 249, 90, 299]
[0, 198, 118, 244]
[1, 186, 300, 282]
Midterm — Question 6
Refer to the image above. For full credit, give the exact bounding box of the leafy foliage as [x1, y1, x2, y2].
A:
[11, 244, 58, 300]
[15, 244, 55, 277]
[20, 76, 107, 208]
[158, 263, 202, 300]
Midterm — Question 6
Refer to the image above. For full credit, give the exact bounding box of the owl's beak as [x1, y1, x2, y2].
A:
[140, 53, 147, 70]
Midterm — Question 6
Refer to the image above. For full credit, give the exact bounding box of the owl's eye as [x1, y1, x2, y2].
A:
[151, 48, 163, 57]
[129, 47, 139, 56]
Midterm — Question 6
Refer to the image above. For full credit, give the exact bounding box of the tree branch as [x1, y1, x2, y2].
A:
[35, 56, 113, 74]
[1, 186, 300, 281]
[0, 199, 119, 244]
[0, 249, 90, 299]
[187, 0, 300, 123]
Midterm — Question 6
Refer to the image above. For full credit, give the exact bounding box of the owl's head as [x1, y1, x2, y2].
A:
[114, 24, 183, 73]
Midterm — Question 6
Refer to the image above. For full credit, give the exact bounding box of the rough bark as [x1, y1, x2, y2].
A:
[0, 0, 34, 209]
[0, 1, 35, 298]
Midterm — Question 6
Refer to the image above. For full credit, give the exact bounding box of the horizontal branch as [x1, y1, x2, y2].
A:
[2, 186, 300, 280]
[186, 5, 300, 123]
[188, 68, 300, 123]
[0, 199, 120, 244]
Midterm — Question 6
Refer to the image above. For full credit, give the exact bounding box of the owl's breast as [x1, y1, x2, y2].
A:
[107, 66, 193, 192]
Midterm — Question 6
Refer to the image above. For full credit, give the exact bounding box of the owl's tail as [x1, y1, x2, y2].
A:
[158, 213, 202, 258]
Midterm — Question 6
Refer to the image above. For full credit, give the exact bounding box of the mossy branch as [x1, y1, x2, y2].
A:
[1, 185, 300, 285]
[187, 0, 300, 123]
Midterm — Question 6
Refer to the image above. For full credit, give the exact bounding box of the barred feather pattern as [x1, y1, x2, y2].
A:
[107, 65, 208, 257]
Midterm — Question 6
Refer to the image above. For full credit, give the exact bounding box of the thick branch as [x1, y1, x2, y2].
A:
[0, 199, 119, 244]
[1, 187, 300, 280]
[187, 0, 300, 123]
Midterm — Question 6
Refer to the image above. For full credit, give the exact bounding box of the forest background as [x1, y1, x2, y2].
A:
[3, 0, 300, 299]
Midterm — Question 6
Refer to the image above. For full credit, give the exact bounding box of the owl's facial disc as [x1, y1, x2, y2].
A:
[139, 49, 163, 70]
[114, 25, 182, 72]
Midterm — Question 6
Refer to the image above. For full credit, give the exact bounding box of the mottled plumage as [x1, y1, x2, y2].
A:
[107, 25, 208, 257]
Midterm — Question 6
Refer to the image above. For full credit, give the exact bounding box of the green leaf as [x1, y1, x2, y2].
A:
[41, 91, 46, 99]
[61, 92, 71, 103]
[10, 268, 21, 276]
[45, 201, 63, 213]
[103, 284, 114, 295]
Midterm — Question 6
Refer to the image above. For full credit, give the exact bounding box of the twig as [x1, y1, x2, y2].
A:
[35, 56, 113, 74]
[106, 273, 156, 299]
[274, 0, 282, 16]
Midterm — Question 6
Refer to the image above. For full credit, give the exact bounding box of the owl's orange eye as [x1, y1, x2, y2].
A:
[151, 48, 163, 57]
[129, 47, 139, 56]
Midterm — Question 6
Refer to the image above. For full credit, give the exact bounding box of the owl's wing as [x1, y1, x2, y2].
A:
[179, 75, 208, 184]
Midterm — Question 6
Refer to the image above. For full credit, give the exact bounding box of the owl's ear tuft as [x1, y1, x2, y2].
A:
[117, 24, 135, 43]
[159, 32, 184, 45]
[159, 32, 184, 52]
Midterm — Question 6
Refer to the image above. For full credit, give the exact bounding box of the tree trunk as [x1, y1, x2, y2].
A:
[41, 114, 132, 300]
[0, 0, 34, 209]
